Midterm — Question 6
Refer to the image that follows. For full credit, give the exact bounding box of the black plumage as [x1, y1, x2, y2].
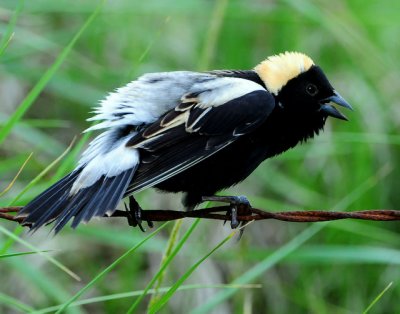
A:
[129, 66, 349, 207]
[19, 52, 352, 232]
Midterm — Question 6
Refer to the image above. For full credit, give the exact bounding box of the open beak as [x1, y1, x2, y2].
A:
[320, 91, 353, 121]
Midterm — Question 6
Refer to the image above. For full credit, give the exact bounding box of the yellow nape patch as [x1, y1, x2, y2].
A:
[254, 51, 314, 95]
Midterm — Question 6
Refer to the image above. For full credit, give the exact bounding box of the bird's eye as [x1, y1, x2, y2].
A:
[306, 84, 318, 96]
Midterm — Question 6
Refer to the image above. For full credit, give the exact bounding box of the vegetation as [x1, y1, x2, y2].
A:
[1, 0, 400, 312]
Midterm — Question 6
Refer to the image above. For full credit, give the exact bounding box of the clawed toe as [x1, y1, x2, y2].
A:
[124, 196, 153, 232]
[202, 195, 252, 230]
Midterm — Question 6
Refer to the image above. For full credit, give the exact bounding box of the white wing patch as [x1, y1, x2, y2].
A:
[70, 136, 139, 195]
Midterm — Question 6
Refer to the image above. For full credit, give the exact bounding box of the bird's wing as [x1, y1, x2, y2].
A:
[85, 71, 216, 132]
[125, 76, 275, 194]
[19, 74, 274, 233]
[20, 71, 215, 232]
[20, 133, 139, 233]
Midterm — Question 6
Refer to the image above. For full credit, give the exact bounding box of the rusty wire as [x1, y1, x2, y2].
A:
[1, 206, 400, 229]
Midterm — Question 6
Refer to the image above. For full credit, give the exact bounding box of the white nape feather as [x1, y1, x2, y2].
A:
[191, 77, 265, 108]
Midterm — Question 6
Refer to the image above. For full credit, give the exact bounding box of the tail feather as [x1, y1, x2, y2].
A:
[31, 195, 70, 231]
[69, 179, 104, 227]
[70, 176, 120, 226]
[70, 168, 135, 229]
[96, 168, 135, 217]
[89, 176, 122, 218]
[53, 188, 98, 233]
[20, 168, 136, 233]
[19, 170, 82, 229]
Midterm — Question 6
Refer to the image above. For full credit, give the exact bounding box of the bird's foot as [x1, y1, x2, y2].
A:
[201, 195, 252, 230]
[124, 196, 153, 232]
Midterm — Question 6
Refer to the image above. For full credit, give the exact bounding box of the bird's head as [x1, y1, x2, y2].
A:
[254, 51, 352, 120]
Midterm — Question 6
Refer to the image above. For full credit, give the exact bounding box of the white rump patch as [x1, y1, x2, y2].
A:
[70, 139, 139, 195]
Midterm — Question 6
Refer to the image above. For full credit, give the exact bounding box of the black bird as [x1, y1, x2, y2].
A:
[20, 51, 352, 233]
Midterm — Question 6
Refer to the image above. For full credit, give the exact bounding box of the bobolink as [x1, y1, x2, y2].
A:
[20, 51, 352, 233]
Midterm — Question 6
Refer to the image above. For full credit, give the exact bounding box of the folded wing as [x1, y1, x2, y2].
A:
[126, 77, 275, 194]
[20, 74, 274, 232]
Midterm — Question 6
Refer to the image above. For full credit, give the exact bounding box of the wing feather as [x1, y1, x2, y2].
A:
[126, 78, 275, 194]
[21, 73, 274, 232]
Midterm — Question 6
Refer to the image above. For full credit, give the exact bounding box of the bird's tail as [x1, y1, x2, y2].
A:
[19, 167, 136, 233]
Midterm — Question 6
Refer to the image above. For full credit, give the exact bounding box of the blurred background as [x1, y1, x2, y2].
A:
[1, 0, 400, 313]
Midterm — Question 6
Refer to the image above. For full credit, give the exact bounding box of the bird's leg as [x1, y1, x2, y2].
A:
[201, 195, 252, 229]
[124, 196, 153, 231]
[124, 196, 143, 231]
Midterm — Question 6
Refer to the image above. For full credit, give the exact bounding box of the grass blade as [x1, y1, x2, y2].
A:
[0, 0, 104, 145]
[0, 225, 80, 281]
[190, 224, 323, 314]
[198, 0, 228, 70]
[127, 219, 200, 313]
[0, 138, 75, 256]
[34, 284, 261, 314]
[0, 0, 24, 57]
[9, 137, 75, 205]
[0, 250, 51, 259]
[0, 291, 35, 313]
[363, 282, 393, 314]
[4, 257, 82, 314]
[0, 152, 32, 197]
[53, 132, 91, 180]
[191, 166, 391, 313]
[53, 222, 169, 314]
[149, 228, 237, 313]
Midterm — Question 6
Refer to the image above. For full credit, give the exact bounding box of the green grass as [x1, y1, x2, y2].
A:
[54, 222, 169, 314]
[1, 0, 400, 313]
[128, 219, 199, 312]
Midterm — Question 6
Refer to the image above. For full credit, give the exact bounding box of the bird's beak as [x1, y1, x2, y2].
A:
[320, 91, 353, 121]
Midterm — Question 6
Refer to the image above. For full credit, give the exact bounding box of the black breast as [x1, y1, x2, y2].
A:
[155, 106, 326, 207]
